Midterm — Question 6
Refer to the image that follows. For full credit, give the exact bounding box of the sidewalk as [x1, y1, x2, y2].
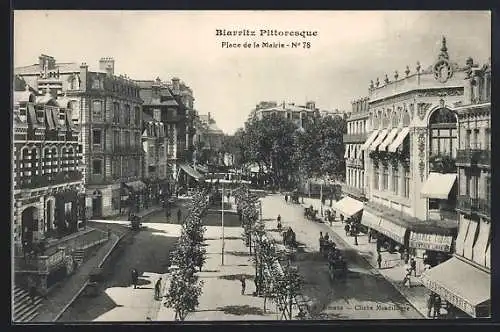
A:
[32, 230, 125, 322]
[155, 225, 279, 321]
[300, 196, 431, 319]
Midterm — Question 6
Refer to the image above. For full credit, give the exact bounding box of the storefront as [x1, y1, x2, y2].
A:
[361, 210, 408, 253]
[421, 256, 490, 318]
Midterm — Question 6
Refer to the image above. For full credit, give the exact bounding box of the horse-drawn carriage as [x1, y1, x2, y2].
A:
[290, 190, 300, 204]
[304, 206, 320, 222]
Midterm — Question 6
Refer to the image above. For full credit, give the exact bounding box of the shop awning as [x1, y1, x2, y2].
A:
[124, 180, 147, 192]
[421, 257, 490, 318]
[52, 108, 62, 129]
[378, 128, 400, 151]
[356, 146, 364, 159]
[361, 211, 381, 229]
[388, 127, 410, 152]
[409, 231, 453, 253]
[27, 104, 41, 127]
[178, 162, 204, 181]
[455, 218, 471, 257]
[361, 130, 380, 150]
[420, 173, 457, 199]
[375, 219, 407, 244]
[332, 196, 364, 218]
[46, 108, 56, 130]
[368, 129, 388, 151]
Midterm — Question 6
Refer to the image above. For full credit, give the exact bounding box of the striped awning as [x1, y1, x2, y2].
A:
[361, 130, 380, 150]
[388, 127, 410, 152]
[332, 196, 364, 218]
[378, 128, 400, 151]
[420, 173, 457, 200]
[368, 129, 388, 151]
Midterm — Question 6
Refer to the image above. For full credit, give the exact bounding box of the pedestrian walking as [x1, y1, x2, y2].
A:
[319, 232, 324, 253]
[402, 265, 412, 287]
[131, 268, 139, 289]
[433, 295, 442, 318]
[344, 224, 350, 237]
[323, 233, 330, 243]
[368, 229, 372, 243]
[277, 214, 282, 231]
[177, 209, 182, 223]
[404, 249, 409, 264]
[107, 227, 111, 240]
[240, 277, 246, 295]
[155, 277, 162, 300]
[427, 293, 435, 318]
[284, 194, 288, 203]
[410, 257, 417, 276]
[377, 252, 382, 269]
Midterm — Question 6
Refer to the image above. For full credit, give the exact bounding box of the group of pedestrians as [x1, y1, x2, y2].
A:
[130, 268, 164, 301]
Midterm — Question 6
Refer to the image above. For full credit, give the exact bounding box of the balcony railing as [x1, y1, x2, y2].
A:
[456, 195, 479, 214]
[343, 132, 368, 144]
[428, 154, 456, 174]
[17, 170, 83, 189]
[456, 149, 481, 166]
[477, 197, 491, 219]
[341, 183, 366, 199]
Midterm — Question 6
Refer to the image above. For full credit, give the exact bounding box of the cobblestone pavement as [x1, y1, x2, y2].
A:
[261, 194, 424, 320]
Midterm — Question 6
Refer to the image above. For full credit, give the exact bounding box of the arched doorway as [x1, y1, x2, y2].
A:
[92, 190, 102, 218]
[21, 206, 38, 253]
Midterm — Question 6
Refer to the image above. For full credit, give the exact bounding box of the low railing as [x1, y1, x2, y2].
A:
[456, 149, 482, 166]
[456, 195, 479, 214]
[15, 247, 67, 273]
[16, 170, 83, 189]
[343, 132, 368, 144]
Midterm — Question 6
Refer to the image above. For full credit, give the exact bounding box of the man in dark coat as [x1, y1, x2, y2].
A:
[427, 293, 435, 317]
[377, 252, 382, 269]
[240, 277, 246, 295]
[131, 268, 139, 289]
[177, 209, 182, 223]
[155, 277, 162, 300]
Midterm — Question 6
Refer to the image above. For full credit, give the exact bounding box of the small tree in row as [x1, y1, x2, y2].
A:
[164, 187, 209, 321]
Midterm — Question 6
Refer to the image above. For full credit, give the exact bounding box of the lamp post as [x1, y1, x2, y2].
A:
[221, 184, 225, 266]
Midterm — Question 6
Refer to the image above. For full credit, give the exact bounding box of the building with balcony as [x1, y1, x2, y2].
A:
[15, 55, 144, 217]
[136, 77, 200, 193]
[250, 100, 319, 129]
[193, 112, 225, 166]
[342, 97, 369, 202]
[13, 83, 84, 292]
[421, 58, 491, 318]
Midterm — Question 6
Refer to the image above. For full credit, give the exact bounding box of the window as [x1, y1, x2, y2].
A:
[92, 159, 102, 175]
[113, 130, 120, 148]
[392, 167, 399, 194]
[92, 100, 103, 121]
[148, 165, 156, 173]
[473, 129, 480, 149]
[404, 167, 410, 198]
[430, 127, 457, 158]
[374, 165, 379, 190]
[382, 166, 389, 190]
[92, 78, 101, 90]
[485, 128, 491, 150]
[429, 199, 439, 210]
[92, 129, 102, 145]
[113, 103, 120, 123]
[64, 202, 72, 218]
[112, 159, 120, 179]
[124, 105, 131, 125]
[153, 109, 161, 121]
[135, 132, 141, 149]
[125, 131, 131, 148]
[135, 107, 141, 126]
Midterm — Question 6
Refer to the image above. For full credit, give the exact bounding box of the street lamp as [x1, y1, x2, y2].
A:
[221, 183, 225, 266]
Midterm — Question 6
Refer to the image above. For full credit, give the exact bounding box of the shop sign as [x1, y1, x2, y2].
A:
[423, 278, 476, 317]
[409, 240, 451, 252]
[409, 233, 452, 252]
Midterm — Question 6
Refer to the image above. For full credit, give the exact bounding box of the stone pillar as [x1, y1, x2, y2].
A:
[388, 166, 393, 193]
[412, 127, 428, 220]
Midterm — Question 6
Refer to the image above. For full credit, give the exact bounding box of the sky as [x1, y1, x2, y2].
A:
[14, 11, 491, 134]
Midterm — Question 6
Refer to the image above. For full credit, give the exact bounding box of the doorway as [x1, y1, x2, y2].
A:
[21, 206, 37, 253]
[92, 191, 102, 218]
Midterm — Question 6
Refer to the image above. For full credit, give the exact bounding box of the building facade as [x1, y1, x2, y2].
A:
[343, 97, 369, 201]
[193, 112, 225, 166]
[421, 58, 491, 318]
[15, 55, 144, 218]
[251, 101, 319, 129]
[13, 83, 84, 291]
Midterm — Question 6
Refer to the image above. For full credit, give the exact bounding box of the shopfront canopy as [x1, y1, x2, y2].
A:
[376, 219, 407, 244]
[332, 196, 364, 218]
[378, 128, 400, 151]
[361, 130, 380, 150]
[361, 211, 381, 229]
[409, 231, 453, 253]
[421, 257, 490, 318]
[420, 173, 457, 200]
[368, 129, 388, 151]
[178, 162, 204, 181]
[388, 127, 410, 152]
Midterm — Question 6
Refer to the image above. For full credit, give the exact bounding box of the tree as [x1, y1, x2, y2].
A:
[164, 267, 204, 321]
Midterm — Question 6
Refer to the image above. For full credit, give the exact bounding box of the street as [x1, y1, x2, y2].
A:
[59, 218, 181, 322]
[261, 194, 423, 319]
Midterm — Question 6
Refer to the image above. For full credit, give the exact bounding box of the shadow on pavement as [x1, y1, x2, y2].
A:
[59, 288, 121, 322]
[225, 250, 252, 257]
[218, 273, 255, 281]
[216, 305, 265, 316]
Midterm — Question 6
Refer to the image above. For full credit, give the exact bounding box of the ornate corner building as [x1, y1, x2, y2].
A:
[337, 37, 491, 317]
[12, 80, 84, 291]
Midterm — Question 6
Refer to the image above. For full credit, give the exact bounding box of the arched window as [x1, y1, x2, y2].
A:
[51, 147, 58, 173]
[391, 111, 399, 128]
[61, 147, 67, 171]
[21, 148, 31, 178]
[67, 147, 75, 170]
[43, 147, 51, 175]
[429, 108, 457, 158]
[402, 110, 411, 127]
[382, 110, 390, 128]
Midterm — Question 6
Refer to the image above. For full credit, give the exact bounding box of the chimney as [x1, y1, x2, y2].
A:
[99, 57, 115, 76]
[306, 101, 316, 110]
[171, 77, 180, 94]
[79, 62, 88, 92]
